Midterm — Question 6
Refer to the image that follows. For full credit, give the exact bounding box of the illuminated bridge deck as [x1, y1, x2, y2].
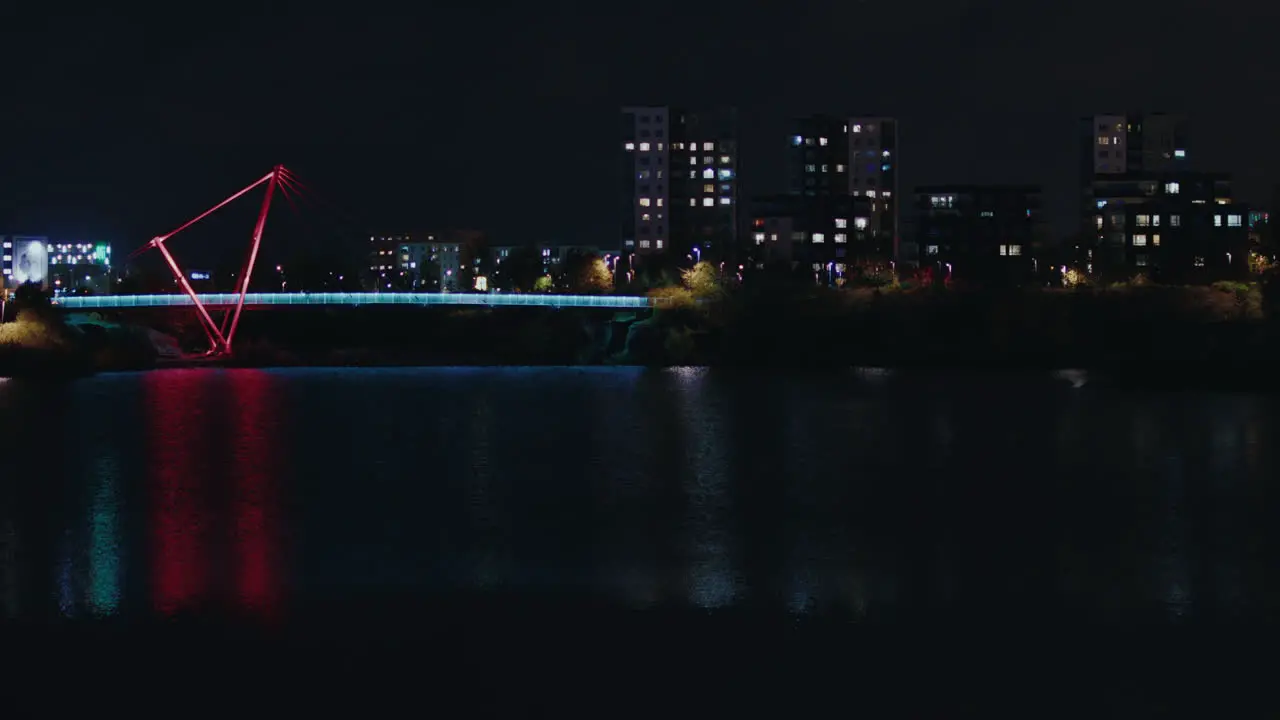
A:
[54, 292, 657, 310]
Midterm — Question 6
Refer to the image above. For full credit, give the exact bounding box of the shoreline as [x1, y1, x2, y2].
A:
[26, 357, 1267, 393]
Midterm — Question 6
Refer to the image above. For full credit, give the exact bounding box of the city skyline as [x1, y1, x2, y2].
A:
[2, 2, 1276, 262]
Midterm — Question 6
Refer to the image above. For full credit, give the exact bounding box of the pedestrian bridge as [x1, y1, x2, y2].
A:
[53, 292, 657, 311]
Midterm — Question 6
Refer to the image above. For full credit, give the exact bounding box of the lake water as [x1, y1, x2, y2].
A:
[2, 365, 1277, 629]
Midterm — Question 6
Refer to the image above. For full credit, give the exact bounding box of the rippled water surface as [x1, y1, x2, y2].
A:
[1, 366, 1278, 624]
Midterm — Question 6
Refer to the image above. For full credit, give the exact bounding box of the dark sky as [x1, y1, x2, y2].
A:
[2, 1, 1277, 268]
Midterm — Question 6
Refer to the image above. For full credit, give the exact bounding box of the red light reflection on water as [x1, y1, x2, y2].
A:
[146, 370, 211, 615]
[229, 369, 281, 617]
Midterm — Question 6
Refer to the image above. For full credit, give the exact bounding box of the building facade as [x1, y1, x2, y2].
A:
[1088, 173, 1249, 282]
[621, 106, 738, 261]
[48, 242, 113, 294]
[366, 231, 485, 292]
[913, 185, 1046, 286]
[748, 194, 874, 284]
[787, 115, 900, 265]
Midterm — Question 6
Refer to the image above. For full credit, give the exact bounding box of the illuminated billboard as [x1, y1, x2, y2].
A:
[9, 237, 49, 286]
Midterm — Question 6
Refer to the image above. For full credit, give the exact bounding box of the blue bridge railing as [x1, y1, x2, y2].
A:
[53, 292, 657, 310]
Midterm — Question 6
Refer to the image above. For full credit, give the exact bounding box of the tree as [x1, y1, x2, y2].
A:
[533, 275, 554, 293]
[556, 251, 613, 294]
[681, 261, 722, 298]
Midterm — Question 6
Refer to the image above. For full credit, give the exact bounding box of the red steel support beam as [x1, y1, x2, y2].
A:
[153, 239, 227, 354]
[224, 167, 279, 352]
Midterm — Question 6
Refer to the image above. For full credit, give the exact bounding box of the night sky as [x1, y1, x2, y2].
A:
[2, 1, 1276, 269]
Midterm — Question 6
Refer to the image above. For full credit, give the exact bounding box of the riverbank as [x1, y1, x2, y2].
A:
[20, 281, 1280, 387]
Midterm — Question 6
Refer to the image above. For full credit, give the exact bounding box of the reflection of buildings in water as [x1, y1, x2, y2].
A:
[588, 369, 659, 608]
[670, 367, 737, 609]
[52, 412, 123, 619]
[466, 388, 508, 590]
[229, 370, 281, 616]
[87, 454, 122, 617]
[1156, 454, 1192, 620]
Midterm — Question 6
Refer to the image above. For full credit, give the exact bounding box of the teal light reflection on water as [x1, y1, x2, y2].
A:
[87, 454, 121, 617]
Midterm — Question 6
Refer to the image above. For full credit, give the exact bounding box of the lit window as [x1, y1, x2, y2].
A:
[717, 169, 734, 180]
[1152, 234, 1161, 246]
[835, 218, 848, 228]
[980, 211, 994, 218]
[854, 217, 869, 230]
[1165, 182, 1180, 194]
[639, 142, 650, 151]
[656, 199, 664, 207]
[689, 157, 697, 165]
[1171, 215, 1181, 227]
[719, 197, 731, 205]
[1133, 234, 1147, 247]
[639, 198, 651, 207]
[791, 135, 803, 146]
[769, 233, 778, 242]
[1095, 216, 1104, 230]
[704, 184, 715, 193]
[1228, 214, 1242, 227]
[657, 143, 664, 151]
[641, 213, 651, 221]
[821, 164, 828, 172]
[702, 198, 714, 207]
[812, 233, 825, 243]
[1098, 137, 1110, 145]
[866, 190, 877, 198]
[1136, 215, 1149, 227]
[1008, 244, 1022, 256]
[638, 170, 651, 180]
[1215, 215, 1223, 227]
[1194, 256, 1205, 267]
[926, 245, 938, 255]
[625, 239, 635, 247]
[656, 240, 664, 249]
[702, 168, 715, 179]
[753, 232, 766, 244]
[1136, 254, 1149, 267]
[1152, 214, 1160, 227]
[805, 164, 816, 172]
[834, 233, 847, 243]
[819, 137, 828, 146]
[703, 142, 714, 151]
[1175, 149, 1186, 158]
[999, 245, 1008, 256]
[852, 124, 862, 133]
[703, 156, 714, 163]
[836, 164, 845, 172]
[930, 195, 954, 208]
[719, 155, 731, 164]
[882, 150, 891, 157]
[689, 198, 697, 207]
[639, 240, 651, 249]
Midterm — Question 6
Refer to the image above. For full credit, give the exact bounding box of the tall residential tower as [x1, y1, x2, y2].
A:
[786, 115, 900, 264]
[621, 106, 738, 260]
